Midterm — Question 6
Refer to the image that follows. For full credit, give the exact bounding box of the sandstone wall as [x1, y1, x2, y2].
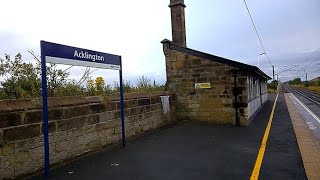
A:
[163, 46, 248, 125]
[0, 92, 176, 179]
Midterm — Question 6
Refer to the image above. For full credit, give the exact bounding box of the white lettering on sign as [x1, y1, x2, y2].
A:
[74, 50, 105, 62]
[195, 83, 211, 89]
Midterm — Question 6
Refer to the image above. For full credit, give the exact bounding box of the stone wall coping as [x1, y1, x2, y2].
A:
[0, 91, 172, 112]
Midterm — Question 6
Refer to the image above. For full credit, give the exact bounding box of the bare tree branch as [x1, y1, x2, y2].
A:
[77, 67, 90, 85]
[28, 50, 41, 63]
[63, 65, 74, 73]
[77, 68, 99, 86]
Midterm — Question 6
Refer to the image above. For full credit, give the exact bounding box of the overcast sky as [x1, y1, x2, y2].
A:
[0, 0, 319, 84]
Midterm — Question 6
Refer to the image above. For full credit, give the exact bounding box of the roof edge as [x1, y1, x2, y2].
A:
[161, 39, 271, 80]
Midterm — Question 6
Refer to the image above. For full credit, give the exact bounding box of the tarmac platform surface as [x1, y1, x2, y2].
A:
[31, 94, 307, 180]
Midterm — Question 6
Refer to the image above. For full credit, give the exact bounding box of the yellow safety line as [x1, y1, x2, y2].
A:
[250, 93, 279, 180]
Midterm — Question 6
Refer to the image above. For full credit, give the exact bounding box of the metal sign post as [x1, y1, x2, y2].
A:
[40, 41, 125, 179]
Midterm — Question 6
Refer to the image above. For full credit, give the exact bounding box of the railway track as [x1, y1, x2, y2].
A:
[284, 85, 320, 107]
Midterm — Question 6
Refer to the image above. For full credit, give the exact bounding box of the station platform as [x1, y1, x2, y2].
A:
[30, 92, 318, 180]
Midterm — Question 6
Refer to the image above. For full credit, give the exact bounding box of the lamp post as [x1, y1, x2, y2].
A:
[258, 53, 266, 68]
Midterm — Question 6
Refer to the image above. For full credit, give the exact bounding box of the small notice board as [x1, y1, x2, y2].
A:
[195, 83, 211, 89]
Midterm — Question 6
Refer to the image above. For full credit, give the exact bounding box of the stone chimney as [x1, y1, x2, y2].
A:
[169, 0, 186, 47]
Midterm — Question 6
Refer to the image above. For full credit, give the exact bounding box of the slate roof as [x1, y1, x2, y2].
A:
[161, 39, 271, 80]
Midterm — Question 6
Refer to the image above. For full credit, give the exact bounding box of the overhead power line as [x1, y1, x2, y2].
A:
[311, 69, 320, 73]
[304, 56, 320, 68]
[243, 0, 273, 67]
[296, 48, 320, 73]
[275, 66, 298, 75]
[277, 65, 298, 71]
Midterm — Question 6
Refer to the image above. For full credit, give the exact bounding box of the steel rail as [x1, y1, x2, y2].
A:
[285, 86, 320, 106]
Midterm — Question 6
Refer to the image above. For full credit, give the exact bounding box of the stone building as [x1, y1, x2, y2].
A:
[162, 0, 271, 126]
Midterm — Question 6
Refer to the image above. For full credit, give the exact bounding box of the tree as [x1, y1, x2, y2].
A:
[288, 78, 302, 85]
[137, 75, 152, 91]
[0, 53, 41, 98]
[55, 80, 84, 97]
[86, 78, 96, 96]
[0, 53, 72, 98]
[0, 53, 166, 99]
[28, 50, 71, 96]
[95, 77, 105, 95]
[270, 80, 278, 92]
[46, 63, 70, 96]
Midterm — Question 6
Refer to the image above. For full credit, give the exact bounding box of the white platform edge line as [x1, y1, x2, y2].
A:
[290, 93, 320, 124]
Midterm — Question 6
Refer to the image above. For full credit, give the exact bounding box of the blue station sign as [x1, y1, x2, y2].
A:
[40, 40, 125, 179]
[41, 41, 121, 70]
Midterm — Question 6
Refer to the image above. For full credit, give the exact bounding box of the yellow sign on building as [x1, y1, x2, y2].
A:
[195, 83, 211, 89]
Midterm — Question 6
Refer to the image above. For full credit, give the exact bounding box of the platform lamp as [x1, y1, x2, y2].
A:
[258, 53, 266, 68]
